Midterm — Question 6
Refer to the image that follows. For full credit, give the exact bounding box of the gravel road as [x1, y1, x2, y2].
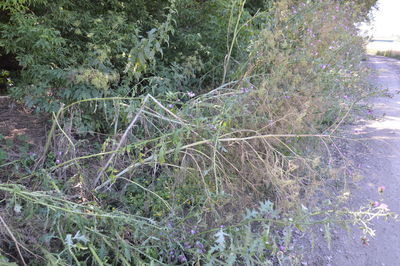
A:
[330, 55, 400, 265]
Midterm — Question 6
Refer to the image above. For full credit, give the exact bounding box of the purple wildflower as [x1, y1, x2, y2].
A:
[183, 242, 191, 249]
[178, 255, 187, 263]
[195, 241, 204, 249]
[168, 104, 174, 109]
[187, 91, 195, 98]
[190, 225, 198, 235]
[279, 245, 285, 252]
[56, 159, 61, 164]
[241, 87, 250, 93]
[208, 124, 217, 130]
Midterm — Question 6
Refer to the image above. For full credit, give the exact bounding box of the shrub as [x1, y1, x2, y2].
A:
[0, 0, 258, 116]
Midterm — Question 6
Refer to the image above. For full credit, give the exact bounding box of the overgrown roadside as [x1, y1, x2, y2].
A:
[1, 0, 393, 265]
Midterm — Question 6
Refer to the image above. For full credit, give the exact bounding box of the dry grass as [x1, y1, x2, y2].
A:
[366, 41, 400, 59]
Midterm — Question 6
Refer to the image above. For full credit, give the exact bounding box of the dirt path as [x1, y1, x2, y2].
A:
[328, 55, 400, 265]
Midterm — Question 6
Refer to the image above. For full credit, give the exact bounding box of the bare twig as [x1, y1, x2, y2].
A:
[34, 103, 65, 170]
[0, 214, 27, 266]
[93, 95, 150, 187]
[95, 133, 332, 191]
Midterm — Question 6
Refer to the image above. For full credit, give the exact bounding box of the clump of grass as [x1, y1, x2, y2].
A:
[375, 50, 400, 60]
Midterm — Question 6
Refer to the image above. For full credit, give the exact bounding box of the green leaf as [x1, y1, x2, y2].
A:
[0, 149, 7, 163]
[73, 231, 89, 244]
[65, 234, 73, 247]
[89, 244, 105, 266]
[159, 143, 166, 165]
[13, 203, 22, 214]
[211, 229, 229, 252]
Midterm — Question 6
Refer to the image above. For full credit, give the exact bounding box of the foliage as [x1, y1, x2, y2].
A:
[0, 0, 375, 118]
[1, 0, 175, 114]
[0, 0, 253, 119]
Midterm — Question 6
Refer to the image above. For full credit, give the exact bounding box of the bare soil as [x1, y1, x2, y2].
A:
[0, 96, 48, 183]
[0, 96, 48, 145]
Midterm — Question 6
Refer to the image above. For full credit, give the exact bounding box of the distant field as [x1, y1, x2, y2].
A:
[367, 40, 400, 59]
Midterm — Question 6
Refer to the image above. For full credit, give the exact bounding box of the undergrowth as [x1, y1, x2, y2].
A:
[1, 0, 396, 265]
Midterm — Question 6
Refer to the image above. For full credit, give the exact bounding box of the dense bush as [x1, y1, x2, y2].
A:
[1, 0, 171, 112]
[0, 0, 264, 114]
[0, 0, 374, 115]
